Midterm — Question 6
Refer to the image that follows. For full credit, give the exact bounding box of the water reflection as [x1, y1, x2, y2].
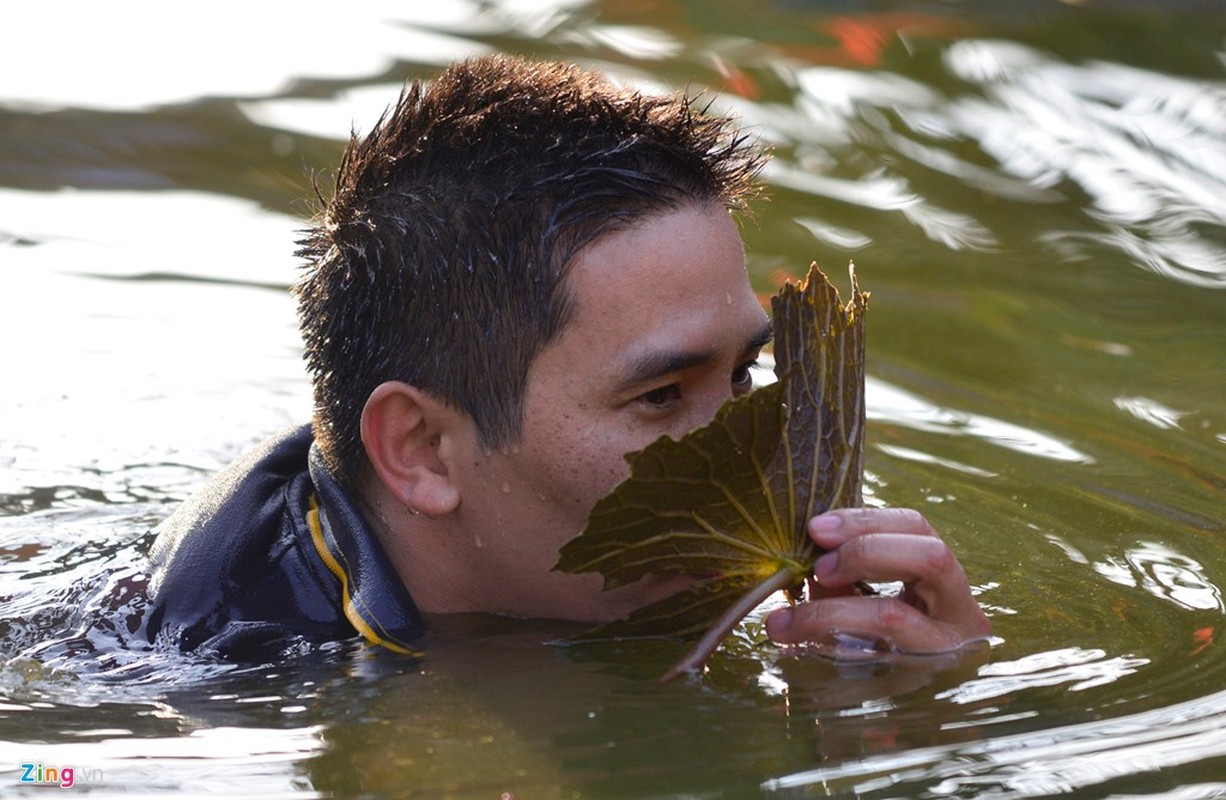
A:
[1095, 540, 1224, 612]
[939, 646, 1149, 701]
[867, 376, 1092, 463]
[0, 189, 297, 284]
[736, 31, 1226, 287]
[942, 39, 1226, 288]
[767, 686, 1226, 797]
[0, 725, 325, 794]
[2, 0, 1225, 795]
[1, 2, 491, 111]
[766, 159, 999, 251]
[1114, 394, 1189, 431]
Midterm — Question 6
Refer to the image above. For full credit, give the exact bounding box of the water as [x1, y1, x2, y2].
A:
[2, 1, 1224, 796]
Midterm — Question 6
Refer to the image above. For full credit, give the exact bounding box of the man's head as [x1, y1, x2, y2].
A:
[295, 54, 764, 486]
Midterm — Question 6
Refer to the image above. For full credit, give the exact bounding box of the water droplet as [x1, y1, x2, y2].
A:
[501, 481, 511, 493]
[474, 531, 484, 548]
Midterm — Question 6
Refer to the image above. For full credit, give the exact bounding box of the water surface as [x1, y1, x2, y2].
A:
[2, 1, 1224, 796]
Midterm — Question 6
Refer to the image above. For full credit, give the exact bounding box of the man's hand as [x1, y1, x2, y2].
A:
[764, 508, 991, 655]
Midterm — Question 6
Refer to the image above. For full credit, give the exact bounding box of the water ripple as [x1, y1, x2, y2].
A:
[765, 683, 1226, 796]
[867, 376, 1092, 464]
[942, 39, 1226, 288]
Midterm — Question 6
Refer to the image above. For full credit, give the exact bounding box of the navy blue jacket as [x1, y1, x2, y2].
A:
[143, 425, 426, 658]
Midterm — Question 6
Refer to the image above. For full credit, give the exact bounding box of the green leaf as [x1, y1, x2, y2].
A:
[553, 261, 869, 681]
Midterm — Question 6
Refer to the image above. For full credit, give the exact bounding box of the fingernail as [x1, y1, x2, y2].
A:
[815, 552, 838, 581]
[768, 606, 794, 635]
[810, 513, 841, 533]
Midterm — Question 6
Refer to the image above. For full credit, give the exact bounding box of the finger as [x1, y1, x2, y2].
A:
[765, 595, 981, 654]
[815, 532, 958, 588]
[814, 533, 990, 635]
[809, 507, 938, 549]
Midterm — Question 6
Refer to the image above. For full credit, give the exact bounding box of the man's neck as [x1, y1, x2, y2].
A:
[353, 475, 474, 615]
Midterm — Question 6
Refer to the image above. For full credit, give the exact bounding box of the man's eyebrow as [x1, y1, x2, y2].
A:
[614, 348, 716, 394]
[614, 321, 774, 393]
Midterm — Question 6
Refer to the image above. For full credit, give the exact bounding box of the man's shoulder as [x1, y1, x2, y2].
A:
[148, 424, 314, 578]
[142, 424, 427, 658]
[143, 424, 339, 653]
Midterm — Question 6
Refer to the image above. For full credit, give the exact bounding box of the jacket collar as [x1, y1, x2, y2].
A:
[306, 444, 427, 654]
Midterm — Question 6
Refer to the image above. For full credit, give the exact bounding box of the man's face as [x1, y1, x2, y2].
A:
[447, 201, 771, 623]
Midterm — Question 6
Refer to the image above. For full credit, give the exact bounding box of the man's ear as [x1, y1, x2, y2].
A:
[360, 381, 462, 518]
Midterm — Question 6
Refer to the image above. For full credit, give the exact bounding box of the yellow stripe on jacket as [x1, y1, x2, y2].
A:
[306, 493, 423, 657]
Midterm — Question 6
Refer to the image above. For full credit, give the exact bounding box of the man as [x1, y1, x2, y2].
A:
[143, 55, 989, 662]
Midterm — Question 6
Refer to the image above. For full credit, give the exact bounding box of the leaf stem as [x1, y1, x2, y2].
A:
[656, 564, 803, 686]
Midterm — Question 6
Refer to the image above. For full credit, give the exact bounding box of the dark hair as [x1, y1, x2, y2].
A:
[295, 54, 765, 485]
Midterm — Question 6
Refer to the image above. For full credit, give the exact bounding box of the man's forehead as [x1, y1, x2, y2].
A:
[538, 202, 763, 360]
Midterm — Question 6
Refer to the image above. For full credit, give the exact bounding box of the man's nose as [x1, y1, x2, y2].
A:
[686, 385, 736, 433]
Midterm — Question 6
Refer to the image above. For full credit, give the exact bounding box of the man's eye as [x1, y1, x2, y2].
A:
[732, 360, 758, 391]
[637, 384, 683, 409]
